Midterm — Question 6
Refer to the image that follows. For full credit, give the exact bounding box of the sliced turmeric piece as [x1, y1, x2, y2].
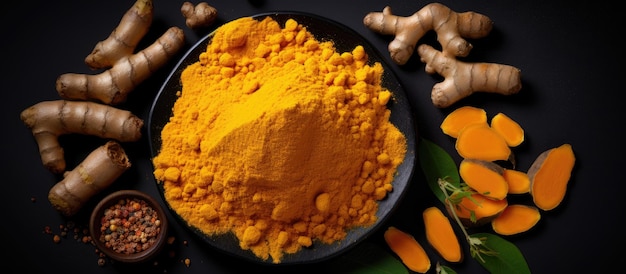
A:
[459, 159, 508, 200]
[440, 106, 488, 138]
[455, 123, 511, 161]
[491, 112, 524, 147]
[491, 204, 541, 235]
[423, 207, 463, 263]
[448, 193, 508, 227]
[384, 226, 431, 273]
[503, 169, 530, 194]
[528, 144, 575, 211]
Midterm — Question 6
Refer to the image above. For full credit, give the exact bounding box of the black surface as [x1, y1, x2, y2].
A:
[2, 1, 624, 273]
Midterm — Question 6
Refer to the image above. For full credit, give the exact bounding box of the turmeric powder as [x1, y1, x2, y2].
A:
[152, 17, 407, 263]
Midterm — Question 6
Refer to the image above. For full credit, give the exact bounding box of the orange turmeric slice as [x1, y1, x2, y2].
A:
[384, 226, 431, 273]
[423, 207, 463, 263]
[455, 123, 511, 161]
[528, 144, 575, 211]
[459, 159, 508, 200]
[502, 169, 530, 194]
[490, 112, 524, 147]
[449, 193, 508, 227]
[440, 106, 488, 138]
[491, 204, 541, 235]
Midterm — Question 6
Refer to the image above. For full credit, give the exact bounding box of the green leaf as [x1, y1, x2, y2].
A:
[418, 138, 460, 202]
[471, 233, 531, 274]
[328, 242, 409, 274]
[436, 262, 457, 274]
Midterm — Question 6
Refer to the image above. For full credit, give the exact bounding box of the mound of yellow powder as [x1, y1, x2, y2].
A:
[152, 16, 407, 263]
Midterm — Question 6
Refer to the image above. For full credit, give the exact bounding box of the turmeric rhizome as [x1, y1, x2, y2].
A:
[152, 16, 407, 263]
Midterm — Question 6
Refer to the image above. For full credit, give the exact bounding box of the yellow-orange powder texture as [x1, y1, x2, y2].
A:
[152, 16, 407, 263]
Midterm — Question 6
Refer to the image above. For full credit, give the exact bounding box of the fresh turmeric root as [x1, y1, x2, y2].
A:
[363, 3, 493, 65]
[364, 3, 522, 108]
[459, 159, 509, 200]
[449, 193, 508, 227]
[503, 169, 530, 194]
[84, 0, 154, 70]
[528, 144, 576, 211]
[20, 100, 143, 174]
[423, 207, 463, 263]
[491, 204, 541, 236]
[56, 0, 185, 105]
[48, 141, 131, 216]
[418, 44, 522, 108]
[455, 123, 512, 162]
[440, 105, 487, 138]
[181, 1, 218, 29]
[491, 112, 525, 147]
[384, 226, 431, 273]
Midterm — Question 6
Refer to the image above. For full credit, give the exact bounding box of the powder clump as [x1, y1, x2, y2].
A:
[152, 16, 407, 263]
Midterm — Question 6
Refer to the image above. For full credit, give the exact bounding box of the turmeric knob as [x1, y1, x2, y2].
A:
[363, 3, 493, 65]
[56, 27, 185, 105]
[20, 100, 143, 174]
[55, 0, 186, 105]
[181, 1, 218, 29]
[418, 44, 522, 108]
[84, 0, 154, 69]
[48, 141, 131, 216]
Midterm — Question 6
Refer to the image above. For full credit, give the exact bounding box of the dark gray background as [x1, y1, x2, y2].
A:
[1, 0, 622, 273]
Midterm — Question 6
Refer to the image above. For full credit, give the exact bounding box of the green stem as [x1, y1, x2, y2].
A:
[437, 178, 496, 263]
[439, 179, 472, 241]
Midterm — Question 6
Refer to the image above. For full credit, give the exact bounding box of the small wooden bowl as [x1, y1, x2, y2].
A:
[89, 190, 168, 263]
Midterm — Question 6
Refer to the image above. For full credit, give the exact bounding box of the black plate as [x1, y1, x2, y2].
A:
[147, 11, 416, 265]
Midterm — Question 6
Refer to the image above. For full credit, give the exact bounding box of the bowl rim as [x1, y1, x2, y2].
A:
[146, 11, 417, 265]
[89, 189, 169, 263]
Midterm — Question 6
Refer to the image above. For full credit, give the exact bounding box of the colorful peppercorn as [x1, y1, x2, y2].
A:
[98, 197, 161, 254]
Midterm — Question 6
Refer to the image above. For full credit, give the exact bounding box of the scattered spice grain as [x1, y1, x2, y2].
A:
[53, 234, 61, 244]
[82, 235, 91, 243]
[167, 236, 176, 245]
